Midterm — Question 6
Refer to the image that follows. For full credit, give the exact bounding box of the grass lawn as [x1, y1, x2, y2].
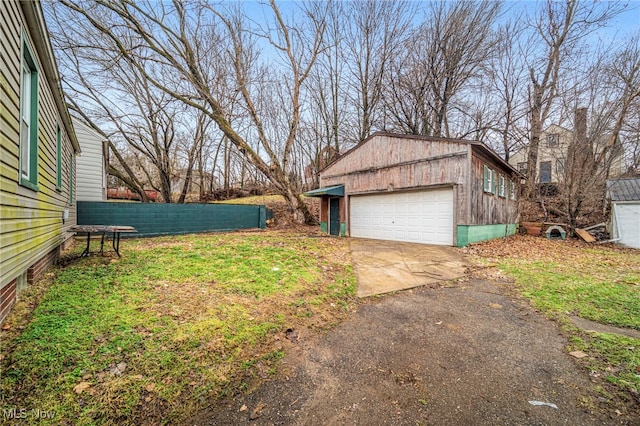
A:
[468, 235, 640, 398]
[1, 230, 356, 425]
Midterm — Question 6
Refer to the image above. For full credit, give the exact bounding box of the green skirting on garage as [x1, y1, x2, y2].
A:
[320, 221, 346, 236]
[456, 224, 517, 247]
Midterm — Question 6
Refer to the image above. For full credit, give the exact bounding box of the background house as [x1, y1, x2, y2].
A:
[307, 133, 519, 247]
[607, 177, 640, 249]
[509, 124, 625, 185]
[73, 117, 108, 201]
[509, 124, 572, 184]
[0, 1, 80, 322]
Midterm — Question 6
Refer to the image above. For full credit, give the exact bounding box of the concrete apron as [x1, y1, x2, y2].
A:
[350, 238, 468, 297]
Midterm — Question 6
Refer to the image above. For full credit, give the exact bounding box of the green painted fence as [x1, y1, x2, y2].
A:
[77, 202, 267, 237]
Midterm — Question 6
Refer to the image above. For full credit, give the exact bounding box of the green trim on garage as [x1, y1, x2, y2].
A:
[456, 224, 517, 247]
[304, 185, 345, 197]
[320, 221, 345, 236]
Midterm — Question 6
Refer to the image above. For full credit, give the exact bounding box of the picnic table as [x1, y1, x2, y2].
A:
[70, 225, 137, 257]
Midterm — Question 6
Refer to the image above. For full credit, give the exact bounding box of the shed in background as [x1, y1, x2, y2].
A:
[607, 177, 640, 249]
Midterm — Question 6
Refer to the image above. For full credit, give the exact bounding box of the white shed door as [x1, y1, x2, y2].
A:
[350, 188, 454, 245]
[614, 203, 640, 249]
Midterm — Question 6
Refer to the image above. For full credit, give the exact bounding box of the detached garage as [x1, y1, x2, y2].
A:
[607, 177, 640, 249]
[306, 132, 520, 247]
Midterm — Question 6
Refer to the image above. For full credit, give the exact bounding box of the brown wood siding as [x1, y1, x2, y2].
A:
[320, 135, 470, 225]
[319, 134, 518, 227]
[320, 197, 328, 223]
[469, 150, 519, 225]
[0, 1, 77, 291]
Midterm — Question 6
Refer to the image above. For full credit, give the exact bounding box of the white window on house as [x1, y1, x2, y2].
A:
[539, 161, 552, 183]
[517, 162, 527, 175]
[19, 36, 39, 190]
[483, 165, 495, 194]
[498, 174, 506, 197]
[547, 133, 559, 148]
[19, 62, 31, 177]
[556, 159, 565, 175]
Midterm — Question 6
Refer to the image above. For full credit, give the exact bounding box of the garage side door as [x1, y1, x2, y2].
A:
[350, 188, 454, 245]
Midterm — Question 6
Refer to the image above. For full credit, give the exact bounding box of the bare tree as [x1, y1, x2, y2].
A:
[426, 0, 502, 138]
[623, 101, 640, 173]
[485, 21, 531, 161]
[596, 31, 640, 164]
[343, 0, 415, 142]
[56, 0, 328, 223]
[308, 1, 346, 153]
[382, 0, 501, 139]
[299, 2, 351, 189]
[557, 33, 640, 228]
[523, 0, 626, 198]
[49, 2, 225, 203]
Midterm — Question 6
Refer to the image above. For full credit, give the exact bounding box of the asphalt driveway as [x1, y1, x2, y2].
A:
[202, 239, 632, 425]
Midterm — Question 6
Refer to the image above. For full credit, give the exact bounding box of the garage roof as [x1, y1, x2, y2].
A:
[304, 185, 345, 197]
[321, 132, 520, 177]
[607, 177, 640, 202]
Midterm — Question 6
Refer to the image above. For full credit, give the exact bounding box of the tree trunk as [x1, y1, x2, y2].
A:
[525, 85, 542, 199]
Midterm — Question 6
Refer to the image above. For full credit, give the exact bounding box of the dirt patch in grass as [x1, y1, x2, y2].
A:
[0, 231, 356, 425]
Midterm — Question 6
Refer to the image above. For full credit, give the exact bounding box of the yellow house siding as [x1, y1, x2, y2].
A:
[0, 2, 21, 79]
[0, 1, 78, 291]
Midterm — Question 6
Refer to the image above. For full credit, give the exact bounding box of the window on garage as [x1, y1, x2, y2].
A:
[498, 174, 506, 197]
[483, 165, 495, 194]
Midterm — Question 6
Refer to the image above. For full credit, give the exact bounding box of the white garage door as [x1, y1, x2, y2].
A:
[350, 188, 454, 245]
[614, 203, 640, 249]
